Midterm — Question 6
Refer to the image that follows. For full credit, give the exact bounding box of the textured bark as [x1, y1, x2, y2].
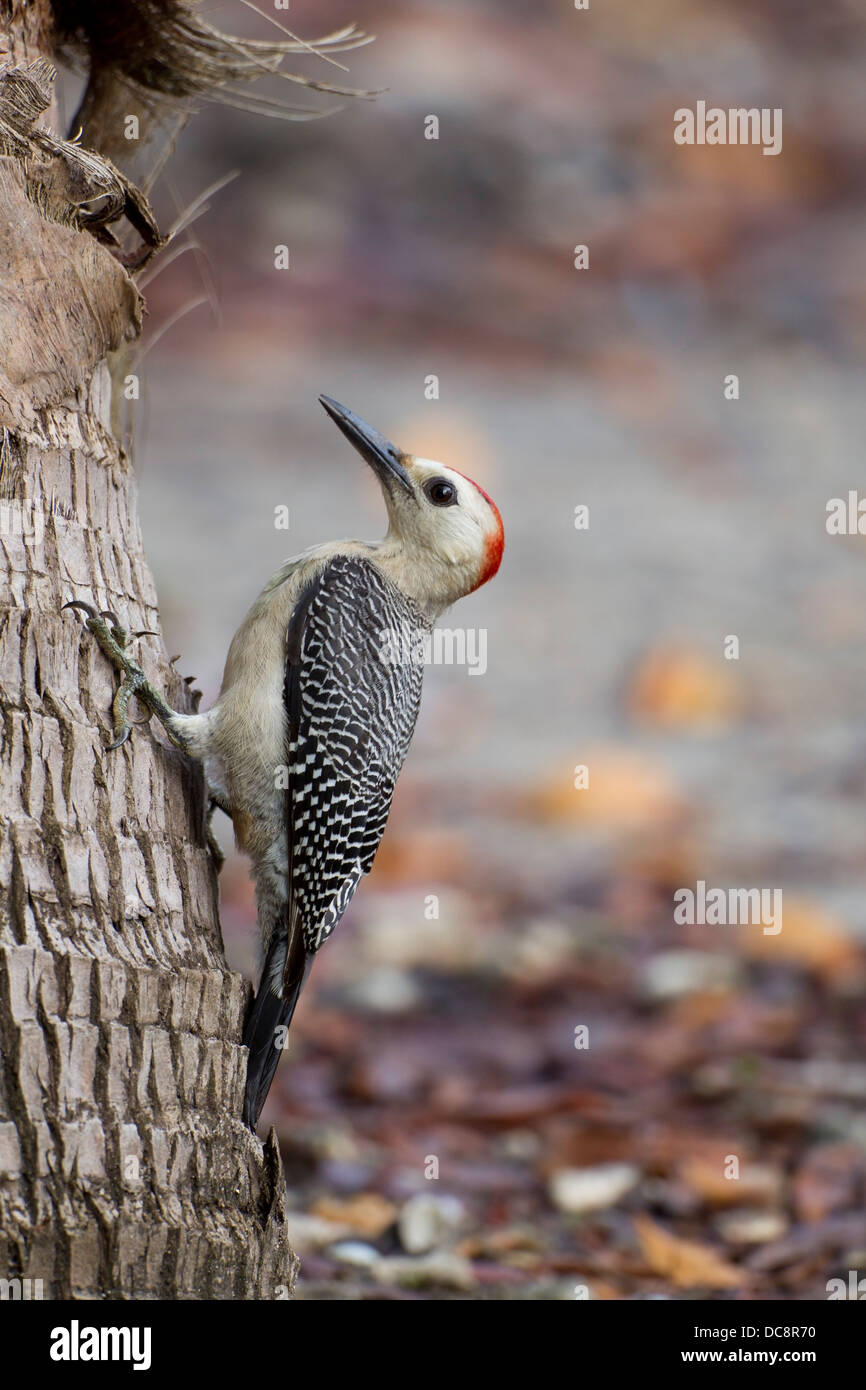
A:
[0, 2, 297, 1298]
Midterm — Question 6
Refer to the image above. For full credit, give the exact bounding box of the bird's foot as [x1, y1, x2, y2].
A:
[205, 813, 226, 871]
[205, 784, 232, 871]
[64, 600, 179, 751]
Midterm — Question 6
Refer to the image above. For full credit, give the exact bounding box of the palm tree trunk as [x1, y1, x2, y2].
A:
[0, 0, 297, 1299]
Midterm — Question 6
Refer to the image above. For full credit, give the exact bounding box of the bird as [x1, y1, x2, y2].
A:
[65, 396, 504, 1130]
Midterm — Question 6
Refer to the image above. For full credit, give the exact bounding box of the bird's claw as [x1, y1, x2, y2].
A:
[63, 600, 130, 650]
[64, 599, 150, 750]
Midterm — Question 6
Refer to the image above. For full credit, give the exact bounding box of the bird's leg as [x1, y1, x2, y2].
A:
[205, 783, 232, 870]
[64, 601, 192, 753]
[206, 784, 233, 816]
[205, 808, 226, 870]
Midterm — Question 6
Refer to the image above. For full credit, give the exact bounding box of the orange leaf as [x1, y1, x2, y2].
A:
[530, 746, 684, 832]
[634, 1215, 745, 1290]
[311, 1193, 397, 1239]
[628, 647, 740, 729]
[679, 1157, 783, 1209]
[737, 896, 862, 983]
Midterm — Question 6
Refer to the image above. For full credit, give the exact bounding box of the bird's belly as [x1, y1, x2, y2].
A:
[214, 663, 288, 863]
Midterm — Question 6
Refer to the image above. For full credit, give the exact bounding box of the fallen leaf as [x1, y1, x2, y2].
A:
[628, 647, 741, 728]
[793, 1144, 863, 1224]
[716, 1210, 789, 1245]
[634, 1214, 746, 1290]
[736, 897, 862, 982]
[679, 1157, 784, 1209]
[549, 1163, 640, 1214]
[310, 1192, 397, 1239]
[367, 828, 468, 887]
[529, 746, 684, 832]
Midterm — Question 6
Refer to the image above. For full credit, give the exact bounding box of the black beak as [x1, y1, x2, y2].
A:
[319, 395, 413, 495]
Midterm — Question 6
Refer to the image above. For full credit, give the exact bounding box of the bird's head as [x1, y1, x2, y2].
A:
[320, 395, 504, 614]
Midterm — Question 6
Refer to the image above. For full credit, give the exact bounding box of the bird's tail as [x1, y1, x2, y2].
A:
[242, 933, 312, 1130]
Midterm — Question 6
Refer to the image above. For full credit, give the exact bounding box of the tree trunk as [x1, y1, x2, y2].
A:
[0, 1, 297, 1298]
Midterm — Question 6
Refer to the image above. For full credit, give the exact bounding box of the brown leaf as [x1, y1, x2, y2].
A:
[737, 896, 862, 983]
[367, 828, 468, 887]
[529, 745, 684, 832]
[628, 647, 740, 729]
[634, 1215, 746, 1290]
[793, 1144, 863, 1224]
[310, 1192, 397, 1239]
[679, 1157, 784, 1209]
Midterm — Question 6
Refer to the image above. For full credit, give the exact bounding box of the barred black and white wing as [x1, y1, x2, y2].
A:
[286, 554, 430, 953]
[243, 554, 429, 1127]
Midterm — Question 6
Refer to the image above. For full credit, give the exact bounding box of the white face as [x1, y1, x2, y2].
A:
[388, 457, 502, 578]
[316, 397, 503, 608]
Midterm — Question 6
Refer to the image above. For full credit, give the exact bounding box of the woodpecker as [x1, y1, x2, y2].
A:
[65, 397, 504, 1129]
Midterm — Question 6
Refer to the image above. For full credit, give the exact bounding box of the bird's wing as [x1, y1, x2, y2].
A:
[284, 554, 429, 953]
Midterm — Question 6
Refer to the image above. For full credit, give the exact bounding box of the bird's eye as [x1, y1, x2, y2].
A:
[423, 478, 457, 507]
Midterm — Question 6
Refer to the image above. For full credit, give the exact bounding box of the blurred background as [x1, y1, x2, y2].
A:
[82, 0, 866, 1296]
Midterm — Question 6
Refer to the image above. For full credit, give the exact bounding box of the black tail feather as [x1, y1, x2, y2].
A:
[242, 935, 312, 1130]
